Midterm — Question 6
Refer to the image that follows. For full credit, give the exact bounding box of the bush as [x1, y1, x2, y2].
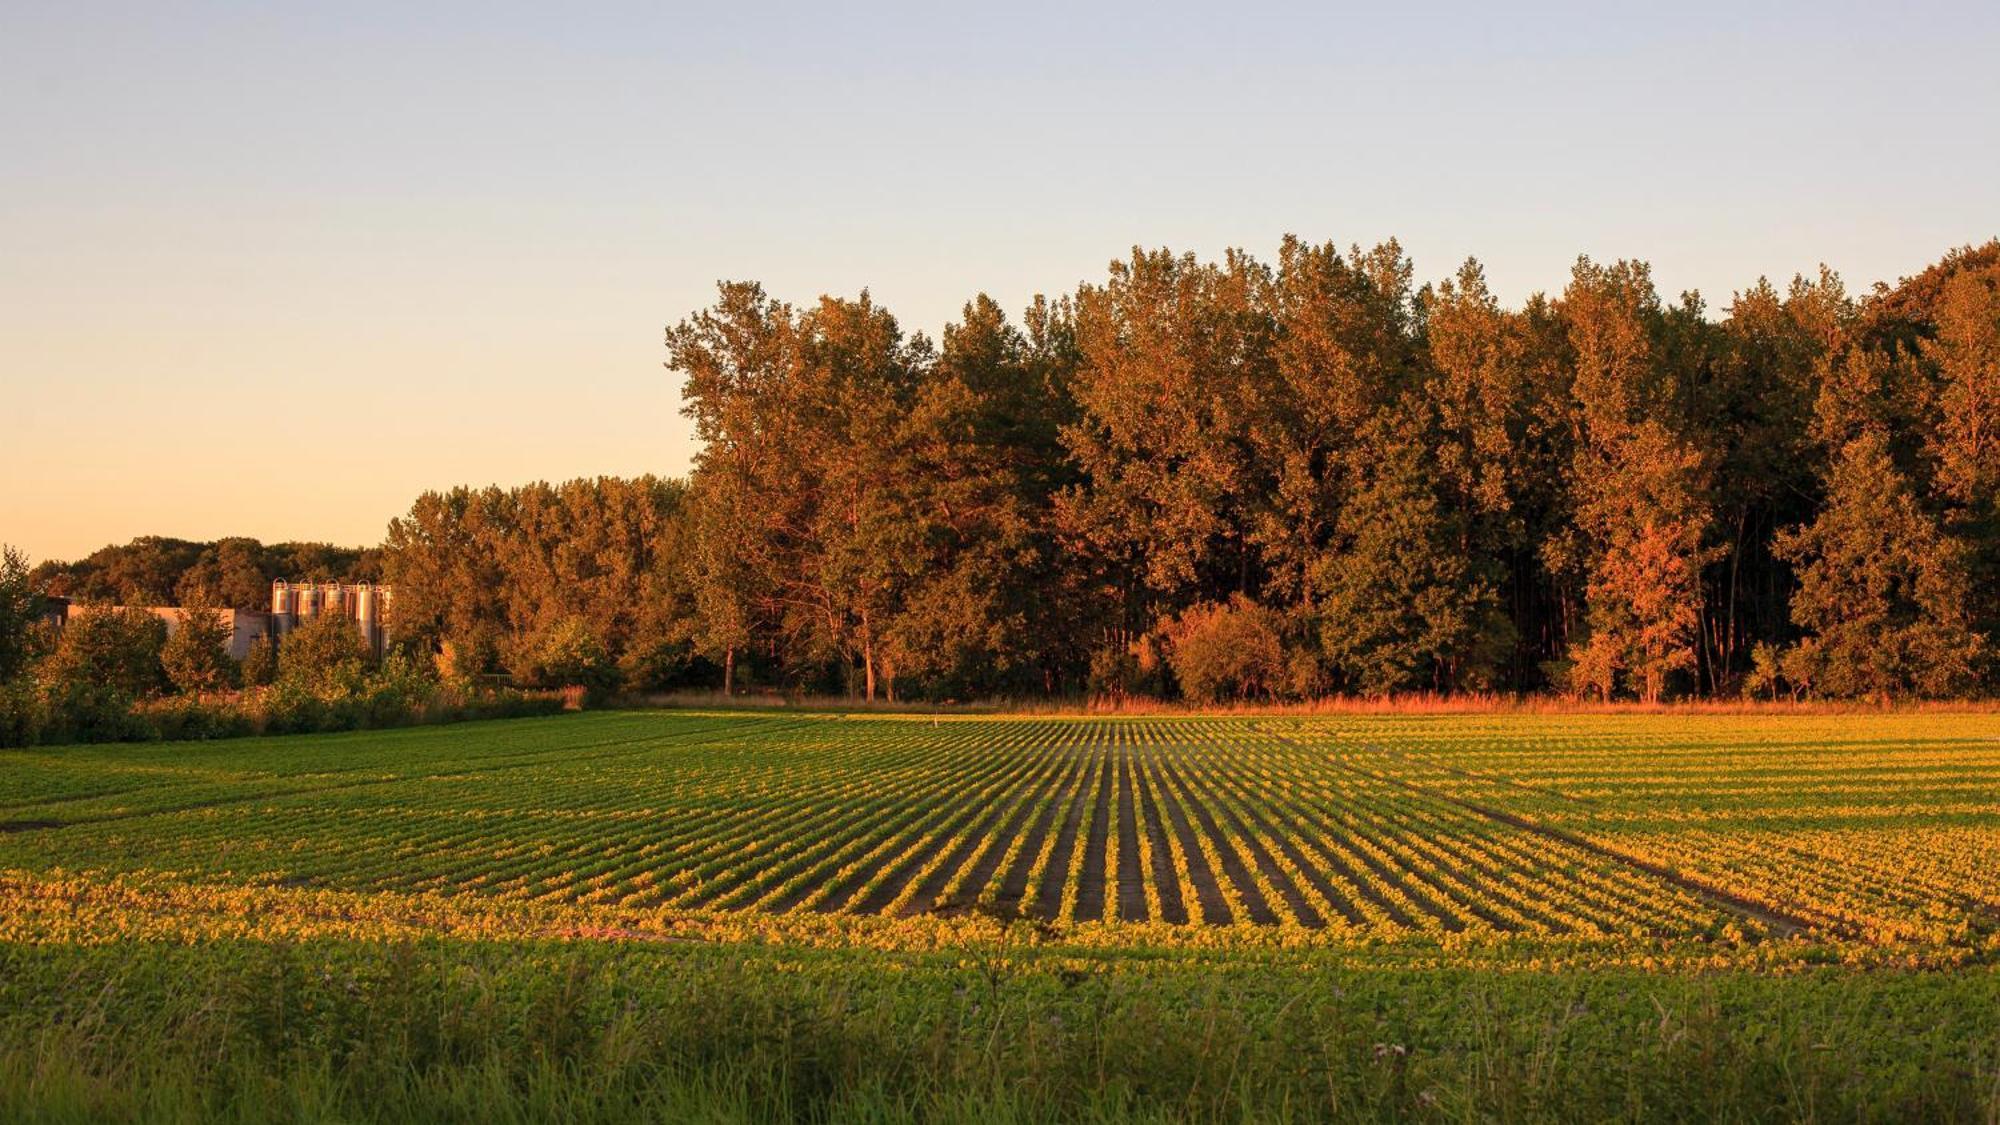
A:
[355, 652, 438, 725]
[1088, 634, 1168, 702]
[239, 635, 277, 688]
[33, 678, 149, 744]
[252, 679, 330, 735]
[1742, 642, 1784, 701]
[10, 625, 566, 747]
[38, 608, 168, 701]
[161, 605, 239, 697]
[620, 638, 699, 693]
[278, 616, 372, 699]
[511, 618, 620, 701]
[1164, 596, 1285, 705]
[139, 696, 256, 741]
[0, 680, 39, 748]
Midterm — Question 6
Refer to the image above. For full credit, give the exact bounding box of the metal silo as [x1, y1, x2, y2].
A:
[354, 584, 377, 653]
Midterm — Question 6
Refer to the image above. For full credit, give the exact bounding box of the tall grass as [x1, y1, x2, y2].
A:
[636, 688, 2000, 718]
[2, 939, 1995, 1123]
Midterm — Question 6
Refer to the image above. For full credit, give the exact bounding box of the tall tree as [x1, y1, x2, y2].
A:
[1059, 248, 1269, 622]
[668, 284, 924, 700]
[878, 295, 1079, 697]
[1559, 260, 1715, 701]
[0, 546, 44, 684]
[1315, 396, 1508, 694]
[160, 594, 237, 697]
[1777, 431, 1984, 699]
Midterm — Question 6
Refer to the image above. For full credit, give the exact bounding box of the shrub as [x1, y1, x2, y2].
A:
[1164, 596, 1284, 705]
[620, 638, 699, 693]
[239, 635, 277, 688]
[0, 679, 39, 748]
[355, 652, 439, 725]
[33, 678, 148, 744]
[278, 616, 372, 699]
[513, 617, 619, 701]
[161, 603, 238, 697]
[1088, 634, 1168, 702]
[255, 679, 331, 735]
[1742, 642, 1784, 701]
[140, 696, 256, 741]
[38, 608, 168, 701]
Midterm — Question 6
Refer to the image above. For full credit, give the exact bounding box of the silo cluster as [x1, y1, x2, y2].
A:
[270, 579, 392, 654]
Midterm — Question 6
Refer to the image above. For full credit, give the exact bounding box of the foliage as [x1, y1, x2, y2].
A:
[35, 606, 167, 702]
[37, 239, 1999, 705]
[1777, 432, 1986, 698]
[644, 238, 2000, 702]
[514, 616, 620, 699]
[383, 476, 689, 693]
[276, 615, 372, 699]
[1162, 596, 1285, 704]
[1315, 398, 1510, 695]
[0, 678, 39, 748]
[238, 634, 277, 688]
[2, 936, 1997, 1124]
[158, 597, 237, 697]
[28, 536, 378, 610]
[0, 545, 44, 684]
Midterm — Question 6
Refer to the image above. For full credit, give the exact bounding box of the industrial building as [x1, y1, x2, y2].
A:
[53, 580, 392, 661]
[269, 580, 393, 654]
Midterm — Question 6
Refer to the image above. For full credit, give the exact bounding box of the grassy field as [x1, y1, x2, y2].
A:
[2, 710, 1998, 1120]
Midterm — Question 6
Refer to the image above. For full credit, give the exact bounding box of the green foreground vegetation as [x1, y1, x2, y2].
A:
[2, 710, 1997, 1120]
[5, 939, 1998, 1123]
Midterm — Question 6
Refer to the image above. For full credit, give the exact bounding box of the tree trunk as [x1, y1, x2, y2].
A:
[861, 612, 876, 703]
[723, 646, 735, 696]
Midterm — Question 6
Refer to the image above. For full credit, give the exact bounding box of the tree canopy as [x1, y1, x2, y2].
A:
[36, 236, 1996, 705]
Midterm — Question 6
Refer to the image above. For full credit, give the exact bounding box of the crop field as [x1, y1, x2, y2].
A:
[5, 710, 2000, 1121]
[3, 710, 1997, 963]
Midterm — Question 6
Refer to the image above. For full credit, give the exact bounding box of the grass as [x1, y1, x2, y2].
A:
[2, 709, 1998, 1120]
[3, 938, 1998, 1123]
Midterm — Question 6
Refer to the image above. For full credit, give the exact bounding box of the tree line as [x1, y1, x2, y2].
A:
[19, 236, 2000, 705]
[0, 543, 561, 747]
[29, 537, 382, 610]
[642, 237, 2000, 703]
[369, 235, 2000, 704]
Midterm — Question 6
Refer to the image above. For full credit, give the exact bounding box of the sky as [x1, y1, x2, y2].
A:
[4, 1, 1997, 565]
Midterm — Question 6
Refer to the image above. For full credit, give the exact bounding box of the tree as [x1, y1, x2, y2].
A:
[278, 615, 373, 699]
[1776, 431, 1984, 699]
[1060, 248, 1267, 617]
[37, 607, 168, 700]
[0, 545, 44, 684]
[160, 595, 237, 697]
[1923, 265, 2000, 508]
[1920, 265, 2000, 645]
[240, 634, 278, 688]
[383, 477, 690, 691]
[1315, 399, 1510, 695]
[1559, 260, 1715, 701]
[1572, 421, 1715, 702]
[876, 295, 1080, 698]
[175, 537, 276, 610]
[517, 616, 618, 699]
[668, 284, 924, 701]
[1694, 270, 1846, 692]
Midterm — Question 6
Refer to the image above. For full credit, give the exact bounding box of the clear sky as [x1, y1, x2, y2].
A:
[4, 1, 1996, 564]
